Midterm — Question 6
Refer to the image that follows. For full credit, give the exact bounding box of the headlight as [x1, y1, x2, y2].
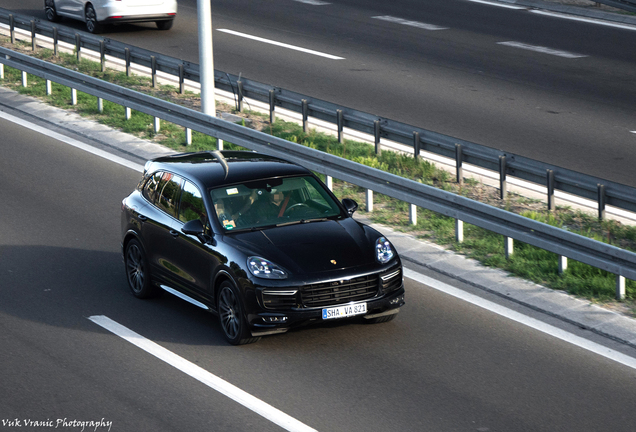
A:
[247, 256, 288, 279]
[375, 237, 394, 264]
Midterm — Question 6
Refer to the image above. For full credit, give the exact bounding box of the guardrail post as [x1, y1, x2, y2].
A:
[75, 34, 81, 62]
[598, 184, 606, 220]
[269, 89, 276, 123]
[238, 80, 244, 112]
[366, 189, 373, 212]
[455, 219, 464, 243]
[100, 41, 106, 72]
[326, 175, 333, 191]
[9, 15, 14, 44]
[125, 107, 131, 120]
[499, 155, 507, 200]
[374, 120, 381, 155]
[46, 80, 51, 95]
[71, 88, 77, 106]
[455, 143, 463, 185]
[150, 56, 157, 88]
[337, 109, 344, 144]
[616, 275, 625, 300]
[0, 63, 3, 80]
[30, 20, 36, 51]
[185, 128, 192, 145]
[125, 48, 131, 76]
[53, 27, 58, 56]
[409, 204, 417, 225]
[21, 71, 27, 87]
[154, 117, 160, 133]
[505, 236, 513, 259]
[413, 131, 420, 160]
[546, 169, 555, 211]
[558, 255, 568, 274]
[217, 138, 224, 151]
[97, 97, 103, 113]
[302, 99, 309, 132]
[178, 64, 185, 94]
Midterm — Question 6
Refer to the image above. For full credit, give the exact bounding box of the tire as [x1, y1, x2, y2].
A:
[44, 0, 61, 22]
[124, 239, 157, 299]
[85, 4, 103, 34]
[217, 281, 260, 345]
[156, 20, 174, 30]
[364, 313, 397, 324]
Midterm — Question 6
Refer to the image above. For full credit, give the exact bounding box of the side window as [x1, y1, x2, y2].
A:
[156, 173, 182, 218]
[142, 171, 163, 204]
[179, 181, 207, 225]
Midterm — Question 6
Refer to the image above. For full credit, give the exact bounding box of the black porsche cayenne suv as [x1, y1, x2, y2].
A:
[121, 151, 405, 344]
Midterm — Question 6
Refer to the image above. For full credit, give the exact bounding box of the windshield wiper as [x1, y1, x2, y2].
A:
[276, 218, 327, 227]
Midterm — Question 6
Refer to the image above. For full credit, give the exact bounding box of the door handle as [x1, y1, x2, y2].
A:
[137, 214, 148, 222]
[169, 230, 180, 237]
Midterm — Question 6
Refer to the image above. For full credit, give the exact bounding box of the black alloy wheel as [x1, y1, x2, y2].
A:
[85, 4, 103, 34]
[125, 239, 157, 298]
[217, 281, 259, 345]
[44, 0, 61, 22]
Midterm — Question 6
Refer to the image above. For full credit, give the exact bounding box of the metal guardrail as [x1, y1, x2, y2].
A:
[1, 8, 636, 223]
[596, 0, 636, 14]
[1, 46, 635, 300]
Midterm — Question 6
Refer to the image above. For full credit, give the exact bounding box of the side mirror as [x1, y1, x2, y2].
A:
[182, 219, 205, 235]
[341, 198, 358, 216]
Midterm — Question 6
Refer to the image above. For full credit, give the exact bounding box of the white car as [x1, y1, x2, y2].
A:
[44, 0, 177, 33]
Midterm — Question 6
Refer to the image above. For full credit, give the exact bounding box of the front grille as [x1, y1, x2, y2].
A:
[381, 267, 402, 293]
[301, 274, 378, 308]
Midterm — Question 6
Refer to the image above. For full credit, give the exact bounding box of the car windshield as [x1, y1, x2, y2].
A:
[209, 176, 343, 231]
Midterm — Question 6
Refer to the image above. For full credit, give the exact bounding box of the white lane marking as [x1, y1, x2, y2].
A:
[497, 41, 587, 58]
[404, 268, 636, 370]
[466, 0, 526, 9]
[530, 9, 636, 31]
[372, 16, 449, 31]
[294, 0, 330, 5]
[88, 315, 317, 432]
[217, 29, 344, 60]
[0, 110, 144, 172]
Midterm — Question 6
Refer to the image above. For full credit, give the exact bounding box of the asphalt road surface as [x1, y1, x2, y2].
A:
[1, 0, 636, 187]
[2, 112, 636, 431]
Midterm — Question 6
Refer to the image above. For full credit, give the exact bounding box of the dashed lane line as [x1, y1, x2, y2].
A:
[372, 15, 449, 31]
[497, 41, 587, 58]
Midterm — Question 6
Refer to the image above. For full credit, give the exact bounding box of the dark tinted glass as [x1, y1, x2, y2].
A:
[156, 173, 182, 217]
[142, 171, 163, 204]
[179, 181, 207, 224]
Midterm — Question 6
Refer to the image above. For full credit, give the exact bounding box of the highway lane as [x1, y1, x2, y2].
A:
[2, 0, 635, 186]
[2, 117, 636, 430]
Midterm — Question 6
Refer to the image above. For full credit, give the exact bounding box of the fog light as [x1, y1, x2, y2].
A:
[263, 316, 288, 323]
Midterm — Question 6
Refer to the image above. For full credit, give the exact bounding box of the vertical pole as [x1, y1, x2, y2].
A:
[499, 155, 507, 200]
[409, 204, 417, 225]
[0, 63, 4, 80]
[326, 176, 333, 191]
[179, 64, 185, 94]
[46, 80, 51, 95]
[31, 20, 36, 51]
[217, 138, 224, 151]
[455, 220, 464, 243]
[616, 275, 625, 300]
[505, 237, 514, 259]
[71, 88, 77, 105]
[238, 80, 244, 112]
[302, 99, 308, 132]
[125, 107, 132, 120]
[185, 128, 192, 145]
[151, 56, 157, 88]
[455, 143, 463, 185]
[53, 27, 58, 56]
[597, 184, 606, 220]
[154, 117, 161, 133]
[10, 15, 15, 44]
[269, 89, 276, 124]
[197, 0, 216, 117]
[100, 41, 106, 72]
[413, 131, 420, 160]
[21, 71, 27, 87]
[97, 97, 103, 113]
[125, 48, 131, 76]
[558, 256, 568, 274]
[366, 189, 373, 212]
[374, 120, 381, 155]
[75, 34, 81, 62]
[337, 109, 344, 144]
[547, 169, 555, 211]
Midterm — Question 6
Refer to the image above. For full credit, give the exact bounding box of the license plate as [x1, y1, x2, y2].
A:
[322, 303, 367, 320]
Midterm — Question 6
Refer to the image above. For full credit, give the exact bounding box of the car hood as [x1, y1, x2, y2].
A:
[226, 218, 378, 274]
